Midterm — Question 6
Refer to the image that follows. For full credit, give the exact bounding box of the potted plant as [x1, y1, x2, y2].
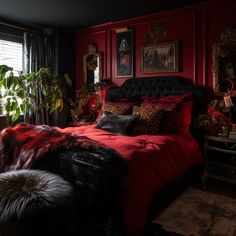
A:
[0, 65, 72, 126]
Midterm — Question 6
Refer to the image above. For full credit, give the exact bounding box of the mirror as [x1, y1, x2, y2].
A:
[212, 27, 236, 95]
[83, 44, 102, 92]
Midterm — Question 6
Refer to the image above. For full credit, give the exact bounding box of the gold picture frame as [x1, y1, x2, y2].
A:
[141, 41, 178, 73]
[212, 27, 236, 96]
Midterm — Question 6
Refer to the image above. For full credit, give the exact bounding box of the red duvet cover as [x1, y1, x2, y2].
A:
[62, 124, 203, 236]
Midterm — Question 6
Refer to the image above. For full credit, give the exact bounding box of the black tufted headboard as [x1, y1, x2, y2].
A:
[106, 76, 206, 118]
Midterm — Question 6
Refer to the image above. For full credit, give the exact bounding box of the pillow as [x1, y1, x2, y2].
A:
[142, 93, 193, 105]
[141, 93, 193, 134]
[103, 101, 134, 115]
[95, 111, 139, 135]
[95, 101, 135, 123]
[132, 106, 163, 135]
[141, 102, 180, 134]
[113, 97, 140, 103]
[156, 93, 193, 104]
[177, 101, 193, 136]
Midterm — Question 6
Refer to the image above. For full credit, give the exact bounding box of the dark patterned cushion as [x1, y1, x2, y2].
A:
[132, 106, 163, 135]
[141, 102, 180, 134]
[95, 111, 139, 135]
[103, 101, 134, 115]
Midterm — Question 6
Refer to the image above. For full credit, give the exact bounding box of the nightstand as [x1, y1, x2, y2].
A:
[202, 135, 236, 189]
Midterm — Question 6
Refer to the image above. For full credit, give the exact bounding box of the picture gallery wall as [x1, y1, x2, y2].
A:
[76, 0, 236, 91]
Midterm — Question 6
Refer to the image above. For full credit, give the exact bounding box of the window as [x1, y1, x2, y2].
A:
[0, 35, 24, 115]
[0, 39, 23, 71]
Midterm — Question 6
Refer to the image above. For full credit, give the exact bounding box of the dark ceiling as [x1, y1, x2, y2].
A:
[0, 0, 206, 29]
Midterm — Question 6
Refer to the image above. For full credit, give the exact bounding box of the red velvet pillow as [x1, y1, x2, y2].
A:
[177, 101, 193, 136]
[157, 93, 193, 104]
[142, 93, 193, 105]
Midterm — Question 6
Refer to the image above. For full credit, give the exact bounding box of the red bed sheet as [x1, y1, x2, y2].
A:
[62, 124, 202, 236]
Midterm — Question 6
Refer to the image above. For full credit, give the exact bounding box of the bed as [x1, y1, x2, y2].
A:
[0, 76, 205, 236]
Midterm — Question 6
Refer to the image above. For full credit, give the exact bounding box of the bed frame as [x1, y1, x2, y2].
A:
[0, 76, 206, 236]
[106, 76, 206, 233]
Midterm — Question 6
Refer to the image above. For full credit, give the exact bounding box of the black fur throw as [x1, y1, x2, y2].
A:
[0, 170, 74, 223]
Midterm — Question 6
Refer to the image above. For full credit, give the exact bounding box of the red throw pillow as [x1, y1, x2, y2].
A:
[142, 93, 193, 105]
[156, 93, 193, 104]
[177, 101, 193, 136]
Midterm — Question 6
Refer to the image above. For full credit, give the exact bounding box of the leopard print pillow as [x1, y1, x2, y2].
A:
[141, 102, 180, 133]
[104, 101, 133, 115]
[132, 106, 163, 135]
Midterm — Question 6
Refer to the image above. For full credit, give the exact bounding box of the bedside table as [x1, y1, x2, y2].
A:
[202, 135, 236, 189]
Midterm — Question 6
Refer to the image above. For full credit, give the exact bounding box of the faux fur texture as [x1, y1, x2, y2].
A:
[0, 123, 127, 235]
[0, 169, 74, 223]
[0, 123, 102, 171]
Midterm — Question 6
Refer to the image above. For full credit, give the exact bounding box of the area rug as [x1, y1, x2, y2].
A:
[149, 187, 236, 236]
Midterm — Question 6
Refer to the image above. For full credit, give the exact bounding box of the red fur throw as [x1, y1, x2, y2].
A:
[0, 123, 102, 172]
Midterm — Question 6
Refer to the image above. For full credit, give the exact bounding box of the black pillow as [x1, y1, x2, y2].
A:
[95, 111, 139, 135]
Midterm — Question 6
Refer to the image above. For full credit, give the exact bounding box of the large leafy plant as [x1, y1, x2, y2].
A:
[0, 65, 71, 126]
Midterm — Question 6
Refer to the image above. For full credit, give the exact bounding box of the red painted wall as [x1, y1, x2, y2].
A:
[76, 0, 236, 90]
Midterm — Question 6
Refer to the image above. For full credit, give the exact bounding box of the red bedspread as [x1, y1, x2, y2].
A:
[62, 124, 203, 236]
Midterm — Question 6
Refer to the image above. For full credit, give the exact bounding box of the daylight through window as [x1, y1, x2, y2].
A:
[0, 38, 23, 115]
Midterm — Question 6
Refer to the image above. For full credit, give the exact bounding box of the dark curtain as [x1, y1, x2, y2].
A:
[23, 32, 52, 125]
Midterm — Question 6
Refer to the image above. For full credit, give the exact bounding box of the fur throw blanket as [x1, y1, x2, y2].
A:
[0, 123, 127, 235]
[0, 123, 104, 172]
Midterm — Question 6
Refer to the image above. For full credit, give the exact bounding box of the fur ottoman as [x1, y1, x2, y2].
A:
[0, 169, 75, 236]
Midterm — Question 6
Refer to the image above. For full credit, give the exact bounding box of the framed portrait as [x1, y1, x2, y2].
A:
[116, 29, 133, 77]
[212, 27, 236, 96]
[141, 41, 178, 73]
[217, 55, 236, 94]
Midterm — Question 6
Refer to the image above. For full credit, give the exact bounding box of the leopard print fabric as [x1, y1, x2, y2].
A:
[104, 102, 133, 115]
[132, 106, 163, 135]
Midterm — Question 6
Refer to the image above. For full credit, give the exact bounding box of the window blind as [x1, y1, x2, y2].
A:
[0, 39, 23, 117]
[0, 39, 23, 71]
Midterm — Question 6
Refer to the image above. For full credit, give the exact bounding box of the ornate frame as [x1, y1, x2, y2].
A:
[144, 21, 167, 45]
[212, 27, 236, 95]
[83, 44, 102, 90]
[141, 41, 178, 73]
[116, 29, 133, 78]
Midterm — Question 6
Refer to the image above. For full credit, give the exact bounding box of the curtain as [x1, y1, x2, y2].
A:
[23, 32, 52, 125]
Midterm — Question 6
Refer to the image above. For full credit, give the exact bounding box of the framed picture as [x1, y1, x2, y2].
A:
[212, 27, 236, 95]
[116, 29, 133, 77]
[141, 41, 178, 73]
[217, 55, 236, 94]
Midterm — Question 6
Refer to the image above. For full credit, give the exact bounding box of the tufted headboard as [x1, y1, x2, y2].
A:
[106, 76, 206, 118]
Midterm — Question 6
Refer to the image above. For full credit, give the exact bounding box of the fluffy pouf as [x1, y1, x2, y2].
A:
[0, 169, 76, 236]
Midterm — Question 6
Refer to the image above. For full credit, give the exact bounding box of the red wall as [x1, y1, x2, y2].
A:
[76, 0, 236, 89]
